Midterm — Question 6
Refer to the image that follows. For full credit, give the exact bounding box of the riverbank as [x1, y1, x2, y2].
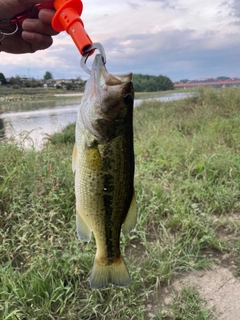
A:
[0, 89, 81, 108]
[0, 87, 192, 107]
[0, 91, 197, 149]
[1, 87, 240, 319]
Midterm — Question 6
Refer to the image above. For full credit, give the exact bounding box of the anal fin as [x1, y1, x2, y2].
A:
[122, 192, 137, 235]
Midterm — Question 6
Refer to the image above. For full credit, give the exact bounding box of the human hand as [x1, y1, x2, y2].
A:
[0, 0, 58, 54]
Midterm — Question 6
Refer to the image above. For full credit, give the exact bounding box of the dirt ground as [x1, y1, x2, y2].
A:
[157, 254, 240, 319]
[173, 266, 240, 319]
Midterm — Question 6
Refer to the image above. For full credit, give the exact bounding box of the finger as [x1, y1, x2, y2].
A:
[22, 31, 53, 51]
[18, 0, 54, 6]
[0, 35, 33, 54]
[22, 19, 58, 36]
[1, 1, 54, 20]
[38, 9, 56, 25]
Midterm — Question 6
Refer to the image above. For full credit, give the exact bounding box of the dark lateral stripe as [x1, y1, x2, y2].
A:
[103, 193, 114, 258]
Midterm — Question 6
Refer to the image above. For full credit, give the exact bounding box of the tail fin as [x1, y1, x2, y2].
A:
[90, 255, 131, 289]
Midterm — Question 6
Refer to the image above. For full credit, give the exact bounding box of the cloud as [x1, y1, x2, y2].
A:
[1, 1, 240, 80]
[127, 2, 142, 9]
[231, 0, 240, 16]
[147, 0, 177, 9]
[98, 25, 240, 80]
[0, 39, 83, 79]
[105, 40, 240, 81]
[227, 0, 240, 25]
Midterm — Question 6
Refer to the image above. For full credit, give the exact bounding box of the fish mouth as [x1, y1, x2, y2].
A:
[92, 54, 108, 84]
[92, 54, 132, 92]
[91, 54, 133, 118]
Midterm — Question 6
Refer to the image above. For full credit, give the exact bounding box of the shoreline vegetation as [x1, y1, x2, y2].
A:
[0, 88, 80, 108]
[1, 87, 240, 319]
[0, 87, 196, 113]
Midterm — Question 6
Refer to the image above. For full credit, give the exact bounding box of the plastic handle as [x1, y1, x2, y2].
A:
[52, 0, 93, 56]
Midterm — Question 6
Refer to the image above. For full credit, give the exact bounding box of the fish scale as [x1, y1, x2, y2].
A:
[72, 54, 136, 289]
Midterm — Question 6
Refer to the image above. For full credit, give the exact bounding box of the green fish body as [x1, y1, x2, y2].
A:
[72, 54, 136, 289]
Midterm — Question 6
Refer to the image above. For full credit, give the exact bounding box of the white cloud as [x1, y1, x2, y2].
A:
[1, 0, 240, 80]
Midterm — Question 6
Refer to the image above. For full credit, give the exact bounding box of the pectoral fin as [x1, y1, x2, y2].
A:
[72, 143, 77, 173]
[76, 208, 91, 242]
[85, 141, 102, 171]
[122, 192, 137, 235]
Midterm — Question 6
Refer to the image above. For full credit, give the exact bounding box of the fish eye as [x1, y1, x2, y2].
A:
[123, 94, 133, 105]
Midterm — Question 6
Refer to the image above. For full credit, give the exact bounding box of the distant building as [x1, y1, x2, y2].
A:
[174, 77, 240, 89]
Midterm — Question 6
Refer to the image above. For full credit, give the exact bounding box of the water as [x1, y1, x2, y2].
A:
[133, 92, 197, 107]
[1, 92, 197, 148]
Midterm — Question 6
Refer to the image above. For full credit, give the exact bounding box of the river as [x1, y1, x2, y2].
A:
[1, 92, 196, 148]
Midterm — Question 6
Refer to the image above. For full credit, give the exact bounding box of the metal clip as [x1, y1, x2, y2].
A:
[80, 43, 106, 75]
[0, 34, 5, 44]
[0, 22, 18, 36]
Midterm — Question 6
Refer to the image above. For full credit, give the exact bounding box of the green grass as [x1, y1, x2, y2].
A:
[1, 87, 240, 319]
[46, 123, 76, 145]
[166, 287, 216, 320]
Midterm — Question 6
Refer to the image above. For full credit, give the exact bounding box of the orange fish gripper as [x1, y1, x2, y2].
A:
[52, 0, 106, 74]
[52, 0, 93, 56]
[7, 0, 106, 74]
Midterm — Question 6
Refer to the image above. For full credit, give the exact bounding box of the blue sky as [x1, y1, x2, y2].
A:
[1, 0, 240, 81]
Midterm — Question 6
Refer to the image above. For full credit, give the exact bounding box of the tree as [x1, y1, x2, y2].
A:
[66, 83, 73, 91]
[0, 72, 7, 85]
[132, 73, 174, 92]
[9, 76, 21, 86]
[156, 75, 174, 91]
[179, 79, 189, 83]
[22, 78, 41, 88]
[44, 71, 53, 80]
[217, 76, 230, 81]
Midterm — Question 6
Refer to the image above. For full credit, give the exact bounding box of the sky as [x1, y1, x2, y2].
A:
[0, 0, 240, 81]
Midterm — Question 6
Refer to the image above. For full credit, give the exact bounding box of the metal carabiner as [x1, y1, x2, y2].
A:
[0, 22, 18, 36]
[0, 34, 5, 43]
[80, 42, 106, 75]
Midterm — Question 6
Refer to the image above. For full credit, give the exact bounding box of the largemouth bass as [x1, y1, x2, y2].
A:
[72, 54, 136, 289]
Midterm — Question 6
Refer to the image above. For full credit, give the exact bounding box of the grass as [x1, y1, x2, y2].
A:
[1, 87, 240, 319]
[46, 123, 76, 145]
[166, 287, 216, 320]
[134, 88, 190, 99]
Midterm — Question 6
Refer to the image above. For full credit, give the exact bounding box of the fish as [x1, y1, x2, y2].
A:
[72, 54, 136, 289]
